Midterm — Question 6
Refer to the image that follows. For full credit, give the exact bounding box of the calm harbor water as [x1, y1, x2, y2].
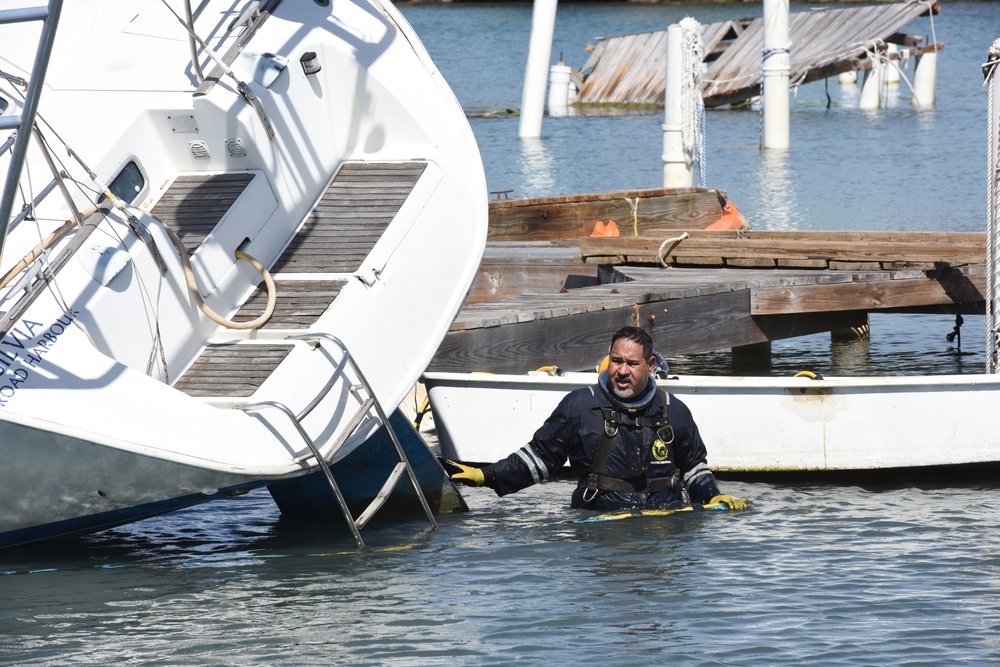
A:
[4, 3, 1000, 665]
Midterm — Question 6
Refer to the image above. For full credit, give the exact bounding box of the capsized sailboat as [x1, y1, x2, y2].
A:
[0, 0, 486, 548]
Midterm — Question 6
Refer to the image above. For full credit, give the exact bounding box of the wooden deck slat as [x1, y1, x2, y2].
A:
[233, 280, 347, 329]
[151, 173, 255, 254]
[174, 344, 292, 397]
[175, 162, 424, 394]
[270, 161, 426, 274]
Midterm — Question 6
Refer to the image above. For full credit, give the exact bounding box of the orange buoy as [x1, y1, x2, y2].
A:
[590, 220, 620, 237]
[705, 200, 748, 231]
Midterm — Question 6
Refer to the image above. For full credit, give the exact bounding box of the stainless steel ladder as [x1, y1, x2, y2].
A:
[231, 332, 438, 549]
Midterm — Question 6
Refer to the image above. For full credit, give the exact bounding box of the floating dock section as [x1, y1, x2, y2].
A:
[575, 2, 941, 108]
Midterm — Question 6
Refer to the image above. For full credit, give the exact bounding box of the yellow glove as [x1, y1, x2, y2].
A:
[707, 495, 748, 511]
[438, 457, 485, 487]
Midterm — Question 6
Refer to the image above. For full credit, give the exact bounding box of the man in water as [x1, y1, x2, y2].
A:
[441, 326, 746, 512]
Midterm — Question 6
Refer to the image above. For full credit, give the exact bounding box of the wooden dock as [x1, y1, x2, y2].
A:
[575, 2, 940, 108]
[476, 186, 744, 305]
[428, 231, 985, 374]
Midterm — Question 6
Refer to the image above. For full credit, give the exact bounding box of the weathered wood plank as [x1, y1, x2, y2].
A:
[175, 344, 292, 397]
[751, 266, 985, 315]
[580, 231, 985, 267]
[234, 280, 346, 328]
[430, 288, 870, 374]
[151, 173, 255, 254]
[489, 187, 729, 241]
[468, 259, 598, 306]
[272, 161, 425, 273]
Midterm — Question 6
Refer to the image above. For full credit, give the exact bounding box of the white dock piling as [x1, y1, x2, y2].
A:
[547, 60, 572, 117]
[985, 39, 1000, 372]
[518, 0, 559, 138]
[885, 43, 901, 84]
[859, 58, 884, 109]
[762, 0, 790, 150]
[912, 50, 937, 108]
[662, 24, 691, 187]
[838, 70, 858, 84]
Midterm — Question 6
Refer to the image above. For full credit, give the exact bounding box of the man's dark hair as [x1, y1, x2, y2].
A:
[611, 326, 653, 360]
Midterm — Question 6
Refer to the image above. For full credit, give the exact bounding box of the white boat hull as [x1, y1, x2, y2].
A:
[422, 371, 1000, 473]
[0, 0, 487, 546]
[1, 417, 275, 548]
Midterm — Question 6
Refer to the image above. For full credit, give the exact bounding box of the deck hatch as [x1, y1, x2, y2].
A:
[271, 162, 427, 274]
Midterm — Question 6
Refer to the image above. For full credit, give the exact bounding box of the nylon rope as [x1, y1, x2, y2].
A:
[679, 17, 706, 187]
[984, 38, 1000, 372]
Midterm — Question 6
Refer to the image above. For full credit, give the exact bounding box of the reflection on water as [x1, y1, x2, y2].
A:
[838, 76, 861, 108]
[519, 137, 556, 194]
[752, 149, 799, 230]
[667, 313, 982, 378]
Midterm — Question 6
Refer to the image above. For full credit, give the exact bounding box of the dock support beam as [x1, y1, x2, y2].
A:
[519, 0, 559, 139]
[663, 24, 691, 187]
[762, 0, 790, 149]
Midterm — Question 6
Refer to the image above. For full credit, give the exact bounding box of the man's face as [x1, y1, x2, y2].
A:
[606, 338, 654, 399]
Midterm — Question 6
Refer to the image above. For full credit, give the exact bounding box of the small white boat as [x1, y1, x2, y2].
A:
[0, 0, 486, 547]
[422, 371, 1000, 474]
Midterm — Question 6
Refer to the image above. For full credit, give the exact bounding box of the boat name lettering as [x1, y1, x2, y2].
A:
[0, 368, 30, 397]
[0, 313, 77, 407]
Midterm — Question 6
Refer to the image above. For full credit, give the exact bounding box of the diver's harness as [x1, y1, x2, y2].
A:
[580, 389, 679, 504]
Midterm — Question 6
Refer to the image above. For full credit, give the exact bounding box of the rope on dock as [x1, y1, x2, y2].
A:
[657, 232, 690, 268]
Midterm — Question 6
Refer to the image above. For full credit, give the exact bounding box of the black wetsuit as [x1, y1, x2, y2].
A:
[482, 374, 722, 511]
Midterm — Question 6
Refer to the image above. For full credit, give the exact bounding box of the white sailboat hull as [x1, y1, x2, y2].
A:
[1, 417, 278, 546]
[0, 0, 487, 546]
[423, 371, 1000, 473]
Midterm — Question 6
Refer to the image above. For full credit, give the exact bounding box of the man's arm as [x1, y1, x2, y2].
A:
[443, 392, 581, 496]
